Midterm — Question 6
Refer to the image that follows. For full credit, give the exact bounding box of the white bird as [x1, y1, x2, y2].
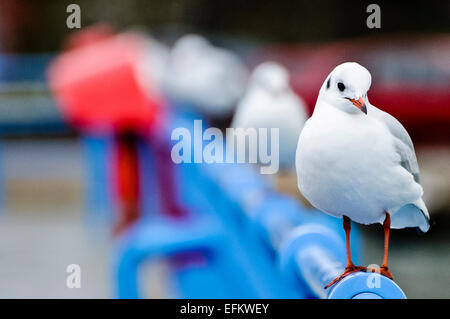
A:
[296, 62, 430, 288]
[141, 34, 170, 87]
[163, 34, 248, 117]
[232, 62, 308, 170]
[136, 33, 170, 98]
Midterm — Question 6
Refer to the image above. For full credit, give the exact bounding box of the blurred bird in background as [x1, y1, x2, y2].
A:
[232, 62, 307, 171]
[139, 32, 170, 91]
[163, 34, 248, 118]
[296, 62, 431, 288]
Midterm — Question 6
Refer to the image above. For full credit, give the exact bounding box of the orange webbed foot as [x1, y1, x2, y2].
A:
[379, 266, 394, 280]
[324, 265, 367, 289]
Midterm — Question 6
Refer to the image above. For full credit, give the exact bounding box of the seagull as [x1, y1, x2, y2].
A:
[140, 34, 170, 89]
[295, 62, 430, 288]
[232, 62, 308, 170]
[163, 34, 248, 117]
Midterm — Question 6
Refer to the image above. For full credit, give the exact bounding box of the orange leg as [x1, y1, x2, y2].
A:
[380, 212, 394, 280]
[325, 216, 366, 289]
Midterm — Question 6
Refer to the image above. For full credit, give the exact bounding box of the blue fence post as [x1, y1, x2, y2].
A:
[280, 224, 406, 299]
[328, 272, 406, 299]
[113, 214, 254, 298]
[81, 134, 114, 223]
[112, 102, 404, 299]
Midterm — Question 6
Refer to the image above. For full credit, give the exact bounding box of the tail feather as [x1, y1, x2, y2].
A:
[416, 198, 431, 233]
[390, 198, 430, 233]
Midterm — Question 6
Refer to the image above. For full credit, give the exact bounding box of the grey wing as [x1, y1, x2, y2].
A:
[369, 105, 421, 183]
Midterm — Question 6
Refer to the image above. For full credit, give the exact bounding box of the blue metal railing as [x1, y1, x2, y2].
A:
[108, 105, 406, 299]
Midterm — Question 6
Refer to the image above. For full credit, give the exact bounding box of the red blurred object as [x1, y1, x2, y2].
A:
[48, 29, 163, 134]
[47, 27, 186, 234]
[114, 133, 141, 235]
[248, 34, 450, 144]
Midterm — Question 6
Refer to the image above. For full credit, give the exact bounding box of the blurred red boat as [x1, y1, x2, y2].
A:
[247, 34, 450, 144]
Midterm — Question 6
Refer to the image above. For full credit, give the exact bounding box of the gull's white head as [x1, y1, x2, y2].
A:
[249, 61, 289, 94]
[319, 62, 371, 115]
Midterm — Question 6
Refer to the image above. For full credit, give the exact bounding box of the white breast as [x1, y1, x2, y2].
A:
[296, 104, 422, 225]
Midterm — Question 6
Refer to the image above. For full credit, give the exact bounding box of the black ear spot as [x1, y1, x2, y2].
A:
[326, 77, 330, 89]
[337, 82, 345, 92]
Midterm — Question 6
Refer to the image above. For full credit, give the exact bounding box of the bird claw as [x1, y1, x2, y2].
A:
[380, 266, 394, 280]
[324, 265, 367, 289]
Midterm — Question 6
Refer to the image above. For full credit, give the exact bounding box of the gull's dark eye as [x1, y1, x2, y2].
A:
[337, 82, 345, 92]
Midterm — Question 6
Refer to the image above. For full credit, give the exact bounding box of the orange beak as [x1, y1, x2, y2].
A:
[346, 97, 367, 114]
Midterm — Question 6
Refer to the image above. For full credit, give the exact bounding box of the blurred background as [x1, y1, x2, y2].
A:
[0, 0, 449, 298]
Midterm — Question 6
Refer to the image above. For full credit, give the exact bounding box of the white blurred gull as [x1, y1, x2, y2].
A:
[232, 62, 308, 170]
[296, 62, 430, 288]
[163, 34, 248, 117]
